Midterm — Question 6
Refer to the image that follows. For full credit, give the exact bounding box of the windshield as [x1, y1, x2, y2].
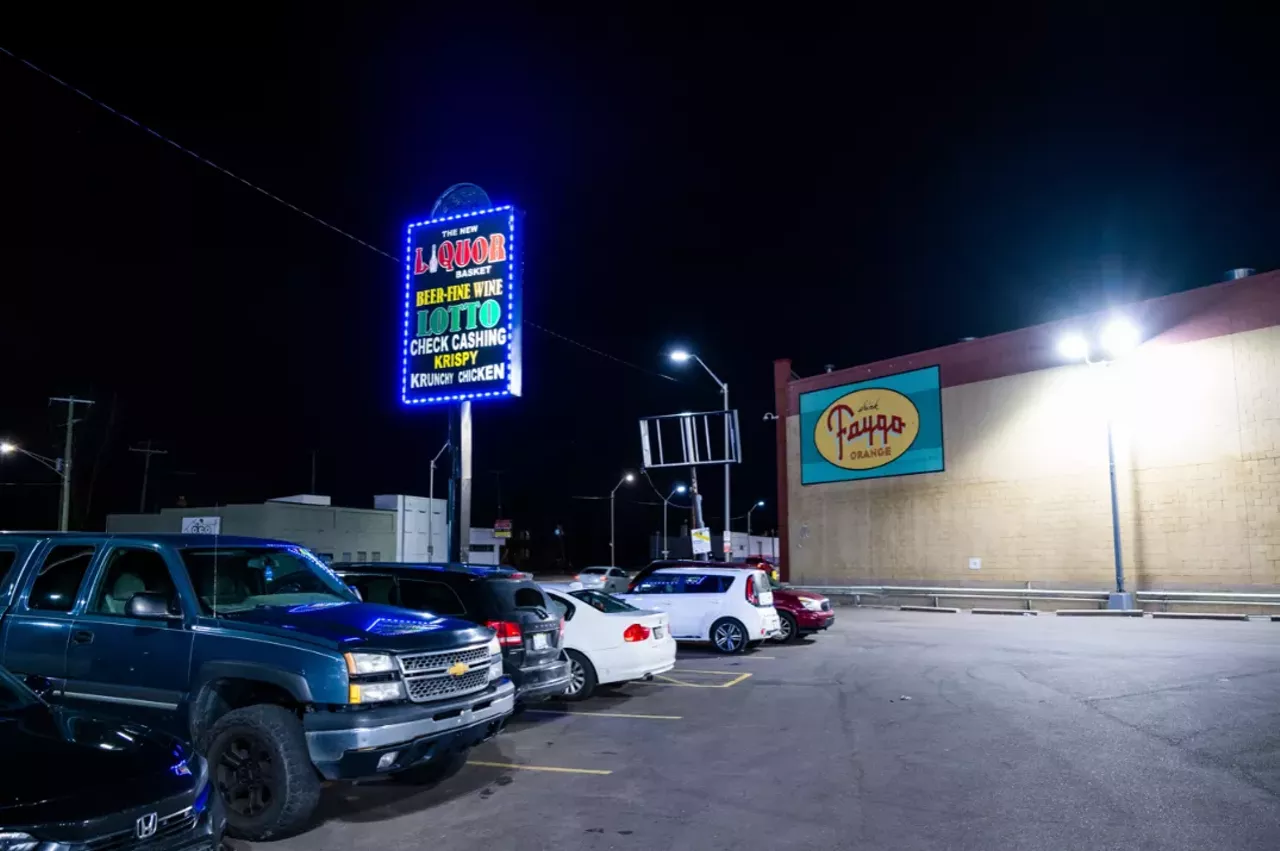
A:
[569, 589, 639, 613]
[0, 667, 39, 712]
[179, 547, 357, 615]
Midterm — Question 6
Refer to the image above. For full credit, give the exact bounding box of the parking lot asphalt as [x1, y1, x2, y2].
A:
[243, 610, 1280, 851]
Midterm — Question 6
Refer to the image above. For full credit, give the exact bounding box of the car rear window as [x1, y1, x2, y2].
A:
[569, 589, 639, 613]
[681, 573, 732, 593]
[487, 578, 549, 611]
[580, 567, 607, 575]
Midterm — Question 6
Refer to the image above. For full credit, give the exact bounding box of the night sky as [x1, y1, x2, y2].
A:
[2, 9, 1277, 567]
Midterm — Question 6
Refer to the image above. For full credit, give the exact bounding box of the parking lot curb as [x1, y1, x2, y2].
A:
[899, 605, 960, 614]
[1055, 609, 1145, 617]
[972, 608, 1039, 616]
[1150, 611, 1251, 621]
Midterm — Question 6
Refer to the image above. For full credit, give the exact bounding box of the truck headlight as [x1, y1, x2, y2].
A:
[348, 680, 407, 704]
[487, 636, 503, 680]
[345, 652, 397, 675]
[801, 598, 824, 611]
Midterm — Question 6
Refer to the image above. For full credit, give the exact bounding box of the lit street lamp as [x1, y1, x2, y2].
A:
[0, 441, 69, 530]
[610, 472, 635, 566]
[670, 348, 731, 560]
[746, 499, 765, 540]
[661, 484, 688, 559]
[1058, 317, 1140, 608]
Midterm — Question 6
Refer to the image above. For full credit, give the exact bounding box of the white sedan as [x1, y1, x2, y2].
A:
[543, 587, 676, 700]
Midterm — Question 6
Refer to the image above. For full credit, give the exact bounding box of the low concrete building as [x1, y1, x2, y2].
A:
[772, 270, 1280, 591]
[106, 493, 503, 565]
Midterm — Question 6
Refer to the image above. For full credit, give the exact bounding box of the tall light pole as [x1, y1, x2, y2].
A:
[1, 441, 67, 530]
[746, 499, 765, 541]
[670, 349, 730, 560]
[662, 484, 688, 559]
[1058, 317, 1140, 609]
[428, 440, 451, 561]
[610, 472, 635, 566]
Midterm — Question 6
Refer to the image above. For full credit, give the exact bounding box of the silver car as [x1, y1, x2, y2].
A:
[574, 566, 631, 593]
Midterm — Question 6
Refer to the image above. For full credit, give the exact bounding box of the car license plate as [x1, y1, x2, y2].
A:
[653, 626, 664, 639]
[531, 632, 549, 650]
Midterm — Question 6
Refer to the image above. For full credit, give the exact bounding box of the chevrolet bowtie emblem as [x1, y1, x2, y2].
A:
[448, 661, 470, 677]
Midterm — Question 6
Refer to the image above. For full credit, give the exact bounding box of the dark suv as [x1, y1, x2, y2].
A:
[336, 563, 572, 702]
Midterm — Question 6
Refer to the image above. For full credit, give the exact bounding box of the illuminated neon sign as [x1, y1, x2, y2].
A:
[401, 206, 522, 405]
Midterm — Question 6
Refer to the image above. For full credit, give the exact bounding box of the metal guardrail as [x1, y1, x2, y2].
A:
[795, 584, 1280, 609]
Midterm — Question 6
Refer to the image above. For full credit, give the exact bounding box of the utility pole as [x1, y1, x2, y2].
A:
[50, 396, 94, 531]
[129, 440, 168, 513]
[310, 449, 317, 494]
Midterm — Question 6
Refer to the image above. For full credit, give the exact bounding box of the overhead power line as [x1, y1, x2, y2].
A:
[0, 46, 674, 384]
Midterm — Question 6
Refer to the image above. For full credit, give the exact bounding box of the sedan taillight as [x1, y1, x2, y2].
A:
[623, 624, 651, 643]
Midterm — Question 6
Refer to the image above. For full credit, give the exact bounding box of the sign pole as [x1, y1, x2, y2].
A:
[447, 402, 473, 562]
[459, 400, 473, 563]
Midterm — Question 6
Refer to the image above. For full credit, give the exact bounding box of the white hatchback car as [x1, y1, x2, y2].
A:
[543, 587, 677, 700]
[573, 566, 631, 593]
[619, 567, 781, 653]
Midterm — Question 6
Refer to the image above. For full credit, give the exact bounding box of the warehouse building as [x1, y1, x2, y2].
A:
[106, 493, 505, 565]
[772, 269, 1280, 591]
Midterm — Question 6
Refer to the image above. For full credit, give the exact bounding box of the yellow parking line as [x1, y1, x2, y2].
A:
[467, 760, 613, 776]
[523, 709, 683, 720]
[673, 668, 741, 675]
[645, 672, 754, 688]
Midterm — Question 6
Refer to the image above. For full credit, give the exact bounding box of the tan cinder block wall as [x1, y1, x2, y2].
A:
[787, 325, 1280, 589]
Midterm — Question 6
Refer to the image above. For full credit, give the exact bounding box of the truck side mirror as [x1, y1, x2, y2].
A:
[126, 592, 181, 620]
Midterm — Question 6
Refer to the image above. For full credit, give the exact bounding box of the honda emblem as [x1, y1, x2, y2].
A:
[136, 812, 158, 839]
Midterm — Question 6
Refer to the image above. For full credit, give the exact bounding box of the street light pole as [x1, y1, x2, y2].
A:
[670, 351, 731, 560]
[661, 484, 688, 559]
[428, 440, 450, 561]
[746, 500, 765, 541]
[1057, 319, 1139, 609]
[1, 441, 68, 529]
[610, 472, 635, 567]
[1105, 406, 1124, 595]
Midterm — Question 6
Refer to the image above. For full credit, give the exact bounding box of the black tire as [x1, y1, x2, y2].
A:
[563, 649, 598, 701]
[776, 611, 799, 642]
[710, 618, 748, 654]
[205, 704, 320, 841]
[392, 748, 469, 785]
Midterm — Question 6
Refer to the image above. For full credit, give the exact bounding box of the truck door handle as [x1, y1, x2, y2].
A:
[71, 630, 94, 645]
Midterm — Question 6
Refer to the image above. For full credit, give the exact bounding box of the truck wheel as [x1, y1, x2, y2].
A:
[205, 704, 320, 841]
[563, 650, 598, 701]
[776, 611, 798, 642]
[710, 618, 748, 654]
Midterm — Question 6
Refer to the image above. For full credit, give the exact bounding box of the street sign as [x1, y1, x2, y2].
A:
[181, 516, 221, 535]
[723, 533, 732, 554]
[402, 206, 523, 405]
[692, 527, 711, 555]
[494, 519, 512, 539]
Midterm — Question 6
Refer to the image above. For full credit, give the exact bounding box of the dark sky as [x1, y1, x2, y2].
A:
[2, 9, 1276, 566]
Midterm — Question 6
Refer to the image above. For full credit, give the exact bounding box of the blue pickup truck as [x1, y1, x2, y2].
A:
[0, 533, 517, 840]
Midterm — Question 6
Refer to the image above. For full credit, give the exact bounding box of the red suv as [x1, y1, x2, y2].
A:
[627, 560, 834, 642]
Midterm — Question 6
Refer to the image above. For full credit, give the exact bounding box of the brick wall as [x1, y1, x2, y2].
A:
[786, 325, 1280, 590]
